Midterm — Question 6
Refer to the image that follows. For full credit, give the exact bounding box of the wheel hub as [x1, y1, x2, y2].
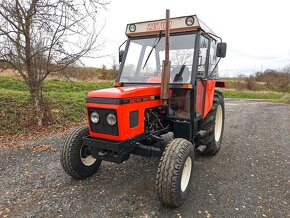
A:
[215, 105, 223, 142]
[181, 157, 192, 192]
[80, 145, 97, 166]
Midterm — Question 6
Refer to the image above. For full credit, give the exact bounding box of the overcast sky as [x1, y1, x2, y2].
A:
[84, 0, 290, 76]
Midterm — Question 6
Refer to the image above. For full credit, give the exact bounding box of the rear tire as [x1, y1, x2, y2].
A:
[156, 138, 195, 207]
[198, 91, 225, 155]
[61, 125, 102, 179]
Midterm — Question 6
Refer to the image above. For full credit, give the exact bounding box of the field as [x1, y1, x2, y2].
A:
[221, 89, 287, 101]
[0, 76, 112, 136]
[0, 75, 289, 136]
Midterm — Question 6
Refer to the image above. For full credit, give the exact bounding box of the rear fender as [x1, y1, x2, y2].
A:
[202, 80, 226, 118]
[203, 81, 215, 118]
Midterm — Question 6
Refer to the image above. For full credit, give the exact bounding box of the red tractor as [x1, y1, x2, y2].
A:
[61, 11, 227, 207]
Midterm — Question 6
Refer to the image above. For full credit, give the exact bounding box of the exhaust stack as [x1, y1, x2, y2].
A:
[161, 9, 171, 106]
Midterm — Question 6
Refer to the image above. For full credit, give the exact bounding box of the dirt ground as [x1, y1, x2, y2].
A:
[0, 99, 289, 217]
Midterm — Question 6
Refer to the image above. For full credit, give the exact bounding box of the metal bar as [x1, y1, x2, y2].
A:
[132, 143, 162, 157]
[165, 9, 170, 61]
[161, 9, 171, 105]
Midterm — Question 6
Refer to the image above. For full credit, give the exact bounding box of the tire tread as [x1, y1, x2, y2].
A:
[61, 125, 100, 179]
[157, 138, 194, 207]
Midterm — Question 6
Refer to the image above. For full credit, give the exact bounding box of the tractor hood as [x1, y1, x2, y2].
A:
[87, 86, 161, 99]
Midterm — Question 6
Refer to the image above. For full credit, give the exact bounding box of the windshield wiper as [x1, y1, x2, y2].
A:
[142, 32, 162, 69]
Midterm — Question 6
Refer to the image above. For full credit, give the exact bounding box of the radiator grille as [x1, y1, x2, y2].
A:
[130, 111, 138, 128]
[88, 108, 118, 136]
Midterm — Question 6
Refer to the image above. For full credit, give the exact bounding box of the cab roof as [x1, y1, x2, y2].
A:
[125, 15, 216, 37]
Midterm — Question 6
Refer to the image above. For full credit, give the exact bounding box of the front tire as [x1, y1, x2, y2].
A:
[156, 138, 195, 207]
[61, 125, 102, 179]
[198, 91, 225, 155]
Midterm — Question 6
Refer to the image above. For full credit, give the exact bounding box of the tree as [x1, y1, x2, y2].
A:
[171, 50, 193, 66]
[282, 64, 290, 93]
[111, 56, 118, 71]
[0, 0, 107, 126]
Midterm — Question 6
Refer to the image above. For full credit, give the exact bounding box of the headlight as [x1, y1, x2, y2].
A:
[185, 16, 195, 26]
[106, 113, 117, 126]
[90, 112, 99, 124]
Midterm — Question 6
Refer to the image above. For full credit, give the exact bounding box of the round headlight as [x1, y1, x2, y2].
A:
[185, 16, 195, 26]
[129, 24, 136, 32]
[90, 112, 99, 124]
[106, 113, 117, 126]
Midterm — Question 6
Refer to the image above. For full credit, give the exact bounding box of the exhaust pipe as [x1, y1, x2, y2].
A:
[161, 9, 171, 106]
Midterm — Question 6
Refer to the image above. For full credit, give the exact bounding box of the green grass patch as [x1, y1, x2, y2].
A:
[221, 89, 285, 100]
[0, 76, 112, 92]
[0, 76, 113, 136]
[0, 76, 28, 91]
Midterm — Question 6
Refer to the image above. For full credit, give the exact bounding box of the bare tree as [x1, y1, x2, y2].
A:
[111, 56, 118, 71]
[0, 0, 108, 125]
[282, 64, 290, 93]
[171, 50, 193, 66]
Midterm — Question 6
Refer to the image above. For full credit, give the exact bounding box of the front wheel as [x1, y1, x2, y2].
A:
[156, 138, 195, 207]
[61, 125, 102, 179]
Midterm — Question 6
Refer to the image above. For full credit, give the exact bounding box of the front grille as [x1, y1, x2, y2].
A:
[88, 108, 119, 136]
[130, 111, 138, 128]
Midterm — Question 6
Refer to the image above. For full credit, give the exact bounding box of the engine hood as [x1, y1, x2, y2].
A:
[87, 86, 161, 99]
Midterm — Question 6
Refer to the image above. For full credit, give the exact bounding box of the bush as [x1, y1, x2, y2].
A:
[226, 70, 289, 93]
[244, 76, 259, 91]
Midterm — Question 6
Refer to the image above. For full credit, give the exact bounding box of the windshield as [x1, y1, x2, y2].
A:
[119, 34, 196, 84]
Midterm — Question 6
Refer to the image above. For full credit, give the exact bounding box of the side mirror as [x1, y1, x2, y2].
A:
[217, 42, 227, 58]
[119, 50, 124, 63]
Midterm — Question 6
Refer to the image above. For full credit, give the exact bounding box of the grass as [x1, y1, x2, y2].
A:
[221, 89, 289, 104]
[0, 75, 288, 136]
[221, 89, 286, 99]
[0, 76, 112, 92]
[0, 76, 112, 136]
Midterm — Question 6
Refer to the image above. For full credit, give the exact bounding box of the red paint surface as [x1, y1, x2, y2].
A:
[203, 80, 216, 118]
[147, 77, 161, 83]
[87, 86, 162, 141]
[88, 86, 161, 99]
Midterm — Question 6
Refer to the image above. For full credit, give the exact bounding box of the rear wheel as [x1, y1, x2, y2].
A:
[156, 138, 195, 207]
[198, 91, 225, 155]
[61, 125, 102, 179]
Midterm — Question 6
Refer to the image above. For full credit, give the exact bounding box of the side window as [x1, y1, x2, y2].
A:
[159, 34, 195, 84]
[122, 41, 142, 77]
[208, 39, 218, 79]
[197, 36, 209, 78]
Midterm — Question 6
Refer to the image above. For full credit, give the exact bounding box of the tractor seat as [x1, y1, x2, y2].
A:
[173, 65, 190, 83]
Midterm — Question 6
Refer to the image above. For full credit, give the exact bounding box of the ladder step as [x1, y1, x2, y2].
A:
[196, 130, 207, 138]
[195, 145, 207, 153]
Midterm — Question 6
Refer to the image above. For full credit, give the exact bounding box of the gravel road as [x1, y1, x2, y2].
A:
[0, 99, 289, 217]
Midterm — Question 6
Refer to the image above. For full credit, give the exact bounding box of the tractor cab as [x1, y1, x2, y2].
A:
[118, 15, 226, 85]
[117, 15, 226, 121]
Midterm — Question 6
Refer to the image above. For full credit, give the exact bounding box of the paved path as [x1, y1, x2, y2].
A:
[0, 99, 289, 217]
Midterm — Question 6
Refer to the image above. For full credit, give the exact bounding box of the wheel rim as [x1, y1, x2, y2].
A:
[181, 157, 192, 192]
[80, 145, 96, 166]
[215, 105, 223, 142]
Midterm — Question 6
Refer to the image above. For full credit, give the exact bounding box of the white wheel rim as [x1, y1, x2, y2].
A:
[80, 145, 96, 166]
[215, 105, 223, 142]
[181, 157, 192, 192]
